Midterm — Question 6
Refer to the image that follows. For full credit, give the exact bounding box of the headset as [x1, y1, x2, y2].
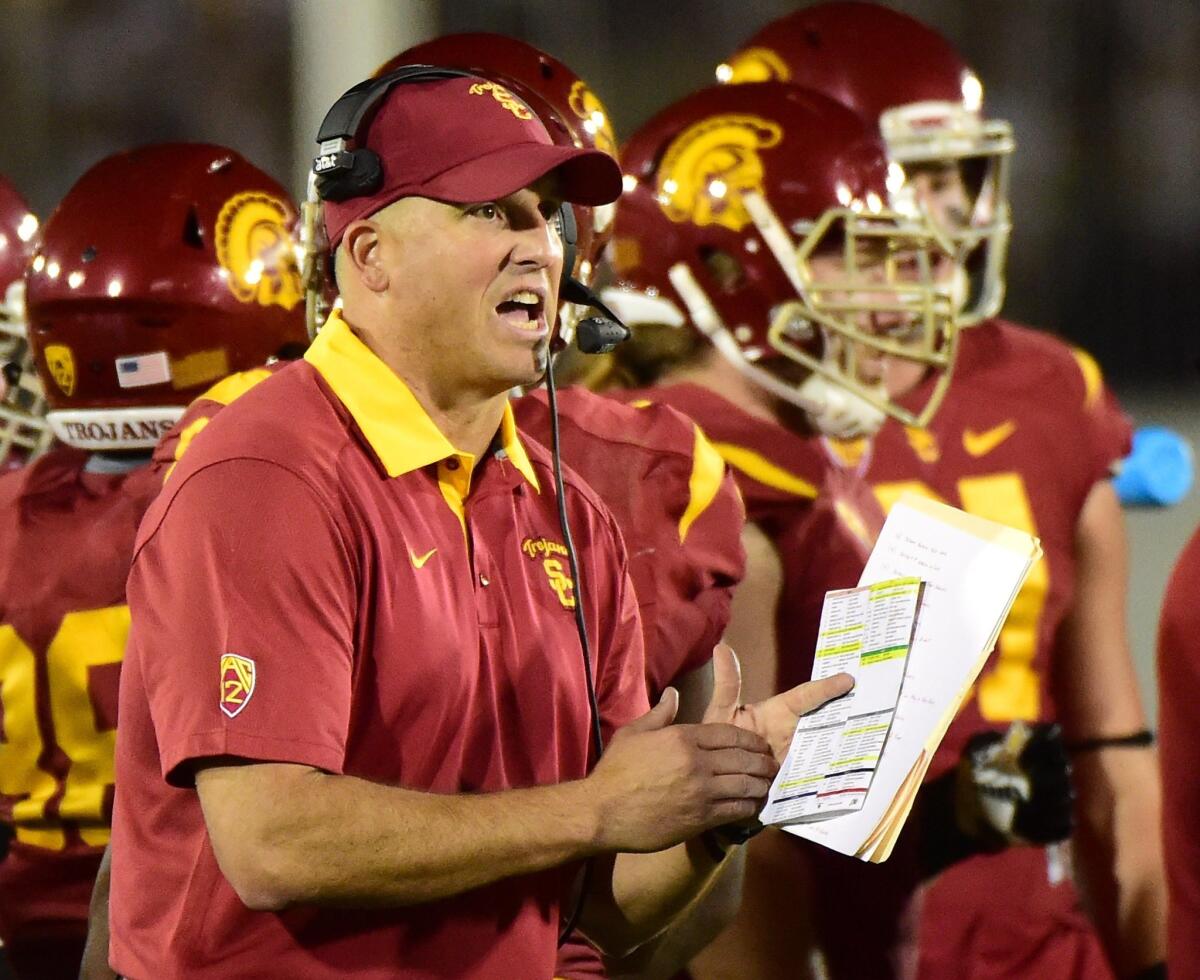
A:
[310, 65, 629, 942]
[311, 64, 628, 353]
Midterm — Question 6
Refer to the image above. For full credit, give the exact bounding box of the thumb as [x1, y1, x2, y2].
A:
[704, 643, 742, 724]
[621, 687, 679, 735]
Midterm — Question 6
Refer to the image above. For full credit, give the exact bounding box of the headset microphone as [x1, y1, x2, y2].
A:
[560, 276, 631, 355]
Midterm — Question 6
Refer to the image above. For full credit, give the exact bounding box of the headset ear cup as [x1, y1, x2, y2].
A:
[317, 149, 385, 203]
[556, 204, 578, 295]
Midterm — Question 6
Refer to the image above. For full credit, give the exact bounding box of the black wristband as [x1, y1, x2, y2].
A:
[700, 829, 730, 863]
[701, 820, 765, 862]
[1129, 961, 1167, 980]
[1065, 730, 1154, 753]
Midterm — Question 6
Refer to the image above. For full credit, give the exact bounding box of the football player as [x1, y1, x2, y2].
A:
[0, 143, 308, 980]
[598, 79, 959, 978]
[0, 176, 51, 471]
[710, 3, 1164, 978]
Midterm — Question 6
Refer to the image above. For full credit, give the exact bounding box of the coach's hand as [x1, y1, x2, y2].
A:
[587, 690, 779, 853]
[704, 643, 854, 763]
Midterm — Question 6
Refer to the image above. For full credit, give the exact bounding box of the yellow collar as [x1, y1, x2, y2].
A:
[305, 310, 539, 490]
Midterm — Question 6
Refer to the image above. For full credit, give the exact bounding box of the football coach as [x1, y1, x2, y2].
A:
[107, 71, 850, 979]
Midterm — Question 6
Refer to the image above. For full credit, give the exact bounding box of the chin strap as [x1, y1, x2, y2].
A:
[794, 374, 887, 440]
[666, 263, 886, 438]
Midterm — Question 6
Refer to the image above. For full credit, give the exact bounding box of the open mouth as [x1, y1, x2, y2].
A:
[495, 289, 546, 332]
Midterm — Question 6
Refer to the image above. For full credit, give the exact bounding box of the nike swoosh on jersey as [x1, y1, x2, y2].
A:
[410, 548, 437, 568]
[963, 420, 1017, 457]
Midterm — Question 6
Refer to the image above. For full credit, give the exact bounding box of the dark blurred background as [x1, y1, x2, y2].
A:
[2, 0, 1195, 708]
[2, 0, 1197, 385]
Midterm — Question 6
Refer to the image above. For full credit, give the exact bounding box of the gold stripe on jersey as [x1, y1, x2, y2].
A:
[1069, 347, 1104, 410]
[164, 416, 211, 484]
[712, 441, 818, 499]
[679, 425, 726, 544]
[197, 367, 275, 407]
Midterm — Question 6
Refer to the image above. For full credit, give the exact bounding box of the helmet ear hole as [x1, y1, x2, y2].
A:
[182, 207, 204, 249]
[699, 246, 745, 294]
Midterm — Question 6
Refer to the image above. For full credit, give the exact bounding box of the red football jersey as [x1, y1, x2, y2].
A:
[813, 321, 1130, 979]
[0, 448, 162, 949]
[620, 321, 1130, 979]
[615, 382, 881, 692]
[1158, 524, 1200, 975]
[518, 388, 747, 980]
[514, 388, 746, 698]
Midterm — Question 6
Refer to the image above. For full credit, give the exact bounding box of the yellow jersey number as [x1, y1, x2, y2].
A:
[872, 474, 1047, 722]
[0, 605, 129, 849]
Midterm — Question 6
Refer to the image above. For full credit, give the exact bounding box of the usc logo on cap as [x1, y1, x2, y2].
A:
[719, 47, 791, 84]
[214, 192, 303, 312]
[656, 114, 782, 232]
[468, 81, 533, 121]
[220, 653, 256, 718]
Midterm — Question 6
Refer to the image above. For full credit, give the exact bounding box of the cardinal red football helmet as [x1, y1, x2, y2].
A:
[0, 176, 52, 466]
[25, 143, 308, 452]
[604, 82, 958, 434]
[719, 1, 1014, 324]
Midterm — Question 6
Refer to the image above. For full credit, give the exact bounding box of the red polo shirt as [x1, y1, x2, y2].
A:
[110, 311, 648, 980]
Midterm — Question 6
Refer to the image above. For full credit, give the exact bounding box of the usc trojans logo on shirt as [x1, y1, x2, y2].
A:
[220, 653, 256, 718]
[214, 192, 303, 312]
[522, 536, 577, 610]
[656, 114, 782, 232]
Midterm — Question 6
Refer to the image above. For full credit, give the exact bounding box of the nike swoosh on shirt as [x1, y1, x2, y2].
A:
[963, 420, 1017, 457]
[410, 548, 437, 569]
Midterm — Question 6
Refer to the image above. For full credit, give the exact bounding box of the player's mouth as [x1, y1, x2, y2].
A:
[495, 287, 548, 338]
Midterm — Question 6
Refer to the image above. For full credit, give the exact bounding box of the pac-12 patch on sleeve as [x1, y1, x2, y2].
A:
[220, 654, 256, 718]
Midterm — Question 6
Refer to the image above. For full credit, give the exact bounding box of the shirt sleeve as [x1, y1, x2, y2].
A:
[128, 457, 357, 786]
[1070, 346, 1134, 485]
[574, 497, 651, 744]
[652, 455, 747, 692]
[1158, 526, 1200, 972]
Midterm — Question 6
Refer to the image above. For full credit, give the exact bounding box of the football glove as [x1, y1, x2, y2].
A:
[956, 721, 1074, 847]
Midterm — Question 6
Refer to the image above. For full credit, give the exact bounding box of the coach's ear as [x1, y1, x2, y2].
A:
[340, 220, 387, 294]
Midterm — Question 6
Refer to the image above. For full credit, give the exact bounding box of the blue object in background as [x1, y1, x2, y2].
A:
[1113, 426, 1194, 507]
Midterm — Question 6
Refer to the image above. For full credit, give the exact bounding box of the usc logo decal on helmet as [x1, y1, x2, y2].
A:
[718, 47, 790, 84]
[657, 114, 782, 232]
[567, 80, 617, 158]
[214, 192, 303, 311]
[42, 344, 75, 396]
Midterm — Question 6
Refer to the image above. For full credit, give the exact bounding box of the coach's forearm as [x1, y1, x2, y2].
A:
[80, 842, 118, 980]
[196, 762, 602, 911]
[580, 835, 729, 958]
[604, 846, 746, 975]
[1073, 749, 1167, 975]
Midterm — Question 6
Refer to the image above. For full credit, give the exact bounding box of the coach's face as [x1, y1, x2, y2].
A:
[363, 175, 565, 398]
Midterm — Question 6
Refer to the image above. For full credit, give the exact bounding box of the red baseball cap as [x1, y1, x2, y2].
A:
[322, 74, 623, 246]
